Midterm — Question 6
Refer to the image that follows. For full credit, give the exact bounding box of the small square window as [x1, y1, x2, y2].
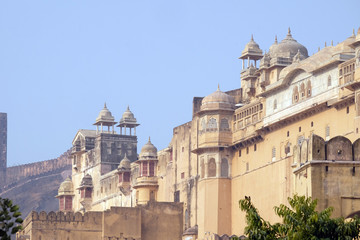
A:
[287, 131, 289, 137]
[299, 127, 301, 132]
[181, 172, 185, 179]
[239, 150, 241, 157]
[254, 144, 257, 151]
[347, 106, 349, 114]
[311, 121, 314, 127]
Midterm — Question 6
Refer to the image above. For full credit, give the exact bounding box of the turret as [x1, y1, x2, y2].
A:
[239, 35, 263, 99]
[56, 177, 74, 211]
[77, 174, 93, 211]
[133, 138, 158, 205]
[117, 153, 131, 193]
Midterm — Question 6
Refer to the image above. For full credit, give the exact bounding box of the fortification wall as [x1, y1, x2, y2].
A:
[17, 202, 183, 240]
[5, 150, 71, 188]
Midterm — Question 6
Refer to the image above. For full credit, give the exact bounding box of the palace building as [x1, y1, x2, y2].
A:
[18, 28, 360, 240]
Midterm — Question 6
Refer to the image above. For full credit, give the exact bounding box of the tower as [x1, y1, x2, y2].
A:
[193, 87, 235, 237]
[133, 138, 158, 205]
[0, 113, 7, 189]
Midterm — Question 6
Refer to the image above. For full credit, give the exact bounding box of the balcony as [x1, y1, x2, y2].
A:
[339, 59, 358, 90]
[241, 67, 257, 80]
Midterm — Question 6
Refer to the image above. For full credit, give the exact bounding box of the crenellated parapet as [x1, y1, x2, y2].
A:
[18, 202, 183, 240]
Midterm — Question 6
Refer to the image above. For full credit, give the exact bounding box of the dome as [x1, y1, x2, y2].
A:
[79, 174, 93, 188]
[240, 35, 263, 60]
[118, 106, 139, 126]
[95, 103, 115, 123]
[271, 28, 308, 58]
[268, 35, 278, 56]
[200, 86, 235, 111]
[139, 137, 158, 158]
[118, 153, 131, 170]
[58, 177, 74, 196]
[122, 106, 135, 119]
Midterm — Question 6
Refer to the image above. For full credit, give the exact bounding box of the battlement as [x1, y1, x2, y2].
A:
[18, 202, 183, 240]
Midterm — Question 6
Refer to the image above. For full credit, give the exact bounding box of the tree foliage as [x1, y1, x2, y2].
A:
[0, 197, 23, 240]
[239, 195, 360, 240]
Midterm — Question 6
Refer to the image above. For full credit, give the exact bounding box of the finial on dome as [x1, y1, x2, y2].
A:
[104, 102, 107, 108]
[217, 84, 220, 91]
[148, 136, 151, 142]
[288, 27, 292, 36]
[325, 41, 327, 47]
[318, 47, 320, 52]
[274, 35, 278, 44]
[127, 105, 130, 110]
[331, 40, 333, 46]
[251, 34, 254, 41]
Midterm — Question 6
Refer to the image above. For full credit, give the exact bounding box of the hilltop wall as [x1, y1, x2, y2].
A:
[5, 151, 71, 188]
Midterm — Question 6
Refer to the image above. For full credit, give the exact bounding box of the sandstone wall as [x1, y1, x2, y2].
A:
[17, 201, 183, 240]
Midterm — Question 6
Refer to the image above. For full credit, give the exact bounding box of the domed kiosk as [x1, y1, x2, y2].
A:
[93, 103, 116, 133]
[117, 106, 140, 136]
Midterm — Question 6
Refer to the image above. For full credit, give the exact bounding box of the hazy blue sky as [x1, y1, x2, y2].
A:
[0, 1, 359, 165]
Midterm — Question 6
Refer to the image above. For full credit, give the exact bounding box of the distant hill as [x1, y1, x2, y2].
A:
[0, 151, 72, 218]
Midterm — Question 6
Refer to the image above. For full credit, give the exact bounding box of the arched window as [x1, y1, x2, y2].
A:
[306, 80, 312, 97]
[208, 158, 216, 177]
[300, 83, 305, 99]
[293, 86, 299, 103]
[273, 99, 277, 110]
[207, 118, 217, 129]
[221, 158, 229, 177]
[328, 75, 332, 87]
[220, 118, 229, 130]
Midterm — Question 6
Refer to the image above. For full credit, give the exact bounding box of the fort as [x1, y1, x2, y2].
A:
[9, 27, 360, 240]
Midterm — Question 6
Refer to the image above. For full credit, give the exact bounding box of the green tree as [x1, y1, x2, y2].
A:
[0, 197, 23, 240]
[238, 195, 360, 240]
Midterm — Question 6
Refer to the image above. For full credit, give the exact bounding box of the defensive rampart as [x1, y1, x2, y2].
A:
[4, 150, 71, 188]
